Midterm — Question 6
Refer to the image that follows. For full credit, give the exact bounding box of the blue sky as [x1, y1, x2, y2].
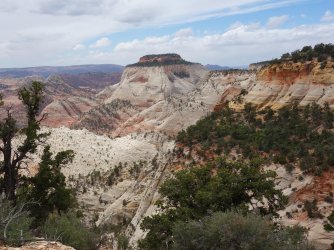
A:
[0, 0, 333, 67]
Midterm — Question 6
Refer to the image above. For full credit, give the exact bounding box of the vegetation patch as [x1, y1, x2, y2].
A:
[177, 102, 334, 175]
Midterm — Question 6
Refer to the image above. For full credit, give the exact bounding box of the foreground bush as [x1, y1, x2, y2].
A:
[172, 212, 311, 250]
[0, 199, 33, 244]
[139, 158, 286, 249]
[42, 213, 99, 250]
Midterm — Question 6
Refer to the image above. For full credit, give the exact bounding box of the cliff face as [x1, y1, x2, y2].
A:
[104, 63, 206, 107]
[127, 53, 194, 67]
[257, 61, 334, 85]
[80, 55, 208, 135]
[211, 60, 334, 111]
[138, 53, 183, 64]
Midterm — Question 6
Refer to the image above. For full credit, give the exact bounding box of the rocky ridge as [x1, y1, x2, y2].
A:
[0, 75, 100, 127]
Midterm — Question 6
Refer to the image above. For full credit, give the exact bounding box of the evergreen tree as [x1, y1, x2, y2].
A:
[139, 158, 286, 249]
[0, 82, 49, 201]
[28, 146, 75, 225]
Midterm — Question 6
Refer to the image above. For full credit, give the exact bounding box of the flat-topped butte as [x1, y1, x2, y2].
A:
[127, 53, 195, 67]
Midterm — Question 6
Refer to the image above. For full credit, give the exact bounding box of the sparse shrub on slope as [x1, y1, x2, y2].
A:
[177, 102, 334, 175]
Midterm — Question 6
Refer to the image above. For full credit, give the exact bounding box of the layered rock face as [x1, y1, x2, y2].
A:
[246, 60, 334, 108]
[104, 64, 205, 106]
[210, 60, 334, 111]
[79, 55, 208, 135]
[0, 75, 99, 128]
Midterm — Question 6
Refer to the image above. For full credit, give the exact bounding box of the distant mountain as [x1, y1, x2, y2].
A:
[0, 64, 124, 78]
[204, 64, 231, 71]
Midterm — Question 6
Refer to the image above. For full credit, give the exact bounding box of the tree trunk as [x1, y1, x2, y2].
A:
[3, 140, 16, 201]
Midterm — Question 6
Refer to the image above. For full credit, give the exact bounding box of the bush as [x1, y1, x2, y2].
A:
[267, 43, 334, 63]
[42, 212, 99, 250]
[0, 199, 33, 244]
[139, 158, 286, 249]
[325, 195, 334, 204]
[324, 211, 334, 232]
[175, 102, 334, 176]
[172, 211, 310, 250]
[304, 200, 322, 219]
[117, 233, 130, 250]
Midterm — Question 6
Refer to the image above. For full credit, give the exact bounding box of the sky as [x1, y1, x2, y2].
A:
[0, 0, 334, 68]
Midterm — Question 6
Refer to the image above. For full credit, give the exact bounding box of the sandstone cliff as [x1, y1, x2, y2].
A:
[210, 60, 334, 111]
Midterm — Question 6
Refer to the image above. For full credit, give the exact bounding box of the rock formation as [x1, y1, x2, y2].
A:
[3, 54, 334, 249]
[0, 241, 75, 250]
[212, 60, 334, 111]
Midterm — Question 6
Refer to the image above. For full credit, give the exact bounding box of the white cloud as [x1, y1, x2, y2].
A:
[0, 0, 317, 67]
[111, 23, 334, 66]
[90, 37, 111, 48]
[36, 0, 110, 16]
[267, 15, 289, 29]
[73, 43, 85, 51]
[322, 10, 334, 22]
[173, 28, 193, 38]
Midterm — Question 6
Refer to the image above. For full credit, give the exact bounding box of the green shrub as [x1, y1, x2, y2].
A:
[42, 213, 99, 250]
[172, 211, 310, 250]
[117, 233, 130, 250]
[175, 102, 334, 176]
[304, 200, 322, 219]
[139, 158, 285, 249]
[0, 199, 33, 244]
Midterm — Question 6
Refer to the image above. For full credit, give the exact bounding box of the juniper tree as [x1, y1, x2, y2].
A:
[28, 145, 75, 225]
[0, 81, 48, 201]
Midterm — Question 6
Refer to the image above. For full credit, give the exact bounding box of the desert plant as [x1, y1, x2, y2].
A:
[172, 211, 310, 250]
[43, 212, 99, 250]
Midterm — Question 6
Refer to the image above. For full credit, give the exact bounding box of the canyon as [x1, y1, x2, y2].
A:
[2, 53, 334, 249]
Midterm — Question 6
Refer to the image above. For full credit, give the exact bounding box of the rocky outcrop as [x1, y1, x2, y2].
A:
[128, 53, 194, 67]
[0, 241, 74, 250]
[103, 63, 207, 106]
[82, 56, 209, 136]
[139, 54, 183, 64]
[257, 60, 334, 85]
[249, 61, 271, 71]
[210, 60, 334, 111]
